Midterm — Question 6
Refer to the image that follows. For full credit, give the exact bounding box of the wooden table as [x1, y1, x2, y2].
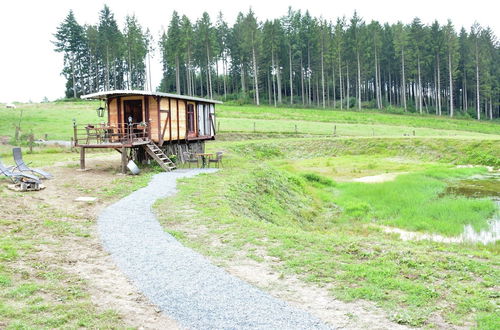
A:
[196, 153, 214, 168]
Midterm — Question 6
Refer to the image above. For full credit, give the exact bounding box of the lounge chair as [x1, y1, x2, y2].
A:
[12, 147, 53, 179]
[0, 157, 41, 184]
[208, 151, 223, 168]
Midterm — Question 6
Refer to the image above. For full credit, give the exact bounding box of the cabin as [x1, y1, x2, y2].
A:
[75, 90, 222, 172]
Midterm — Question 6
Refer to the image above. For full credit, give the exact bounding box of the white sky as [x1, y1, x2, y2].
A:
[0, 0, 498, 103]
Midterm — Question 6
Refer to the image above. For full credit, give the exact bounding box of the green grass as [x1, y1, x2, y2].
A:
[1, 101, 498, 143]
[0, 101, 99, 141]
[156, 137, 500, 328]
[218, 104, 500, 135]
[218, 117, 500, 139]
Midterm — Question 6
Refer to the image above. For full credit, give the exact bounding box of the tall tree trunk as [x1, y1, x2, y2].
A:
[206, 43, 213, 99]
[252, 43, 260, 105]
[240, 64, 246, 96]
[338, 56, 343, 110]
[307, 46, 311, 105]
[357, 51, 361, 110]
[374, 48, 380, 109]
[332, 64, 336, 109]
[436, 54, 442, 115]
[388, 72, 392, 106]
[321, 48, 325, 108]
[463, 72, 467, 112]
[271, 48, 276, 106]
[489, 96, 493, 120]
[267, 71, 272, 105]
[223, 54, 227, 100]
[70, 57, 77, 98]
[475, 40, 480, 120]
[276, 55, 282, 104]
[289, 46, 293, 105]
[346, 63, 350, 109]
[105, 46, 110, 91]
[300, 55, 305, 105]
[448, 51, 454, 117]
[401, 48, 407, 112]
[417, 56, 423, 113]
[175, 55, 181, 94]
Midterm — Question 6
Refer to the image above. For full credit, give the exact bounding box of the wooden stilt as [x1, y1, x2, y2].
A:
[121, 146, 127, 174]
[80, 147, 85, 170]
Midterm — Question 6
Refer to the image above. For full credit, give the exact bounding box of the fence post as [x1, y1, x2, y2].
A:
[28, 134, 34, 153]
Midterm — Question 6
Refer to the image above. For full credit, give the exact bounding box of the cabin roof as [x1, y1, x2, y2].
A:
[81, 90, 223, 104]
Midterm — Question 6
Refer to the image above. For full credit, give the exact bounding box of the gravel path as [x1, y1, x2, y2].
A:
[98, 169, 331, 329]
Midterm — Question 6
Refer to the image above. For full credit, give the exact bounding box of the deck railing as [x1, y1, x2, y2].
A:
[73, 122, 150, 146]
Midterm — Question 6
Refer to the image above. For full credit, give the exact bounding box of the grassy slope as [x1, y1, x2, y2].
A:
[1, 101, 499, 142]
[218, 104, 500, 135]
[0, 101, 99, 141]
[156, 138, 499, 328]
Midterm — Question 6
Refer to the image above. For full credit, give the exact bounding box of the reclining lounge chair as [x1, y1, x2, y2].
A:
[12, 147, 53, 179]
[0, 157, 41, 185]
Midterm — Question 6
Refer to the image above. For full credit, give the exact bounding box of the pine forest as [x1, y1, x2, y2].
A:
[54, 6, 500, 120]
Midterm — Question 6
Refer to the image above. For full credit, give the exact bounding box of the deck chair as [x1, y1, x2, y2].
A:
[208, 151, 223, 168]
[182, 152, 199, 168]
[0, 157, 41, 184]
[12, 147, 53, 179]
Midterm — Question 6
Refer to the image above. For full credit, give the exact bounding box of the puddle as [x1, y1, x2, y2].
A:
[387, 173, 500, 245]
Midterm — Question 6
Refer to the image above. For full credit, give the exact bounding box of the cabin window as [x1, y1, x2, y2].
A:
[187, 103, 195, 134]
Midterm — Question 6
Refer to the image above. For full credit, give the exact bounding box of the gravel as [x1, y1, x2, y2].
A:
[98, 169, 331, 329]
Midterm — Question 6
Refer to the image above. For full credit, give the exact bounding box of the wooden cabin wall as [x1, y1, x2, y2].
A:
[108, 98, 118, 125]
[159, 98, 170, 141]
[178, 100, 186, 140]
[148, 96, 159, 141]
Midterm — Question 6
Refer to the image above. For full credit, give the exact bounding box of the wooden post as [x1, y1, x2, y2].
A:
[334, 125, 337, 136]
[80, 147, 85, 170]
[121, 147, 127, 174]
[28, 134, 34, 153]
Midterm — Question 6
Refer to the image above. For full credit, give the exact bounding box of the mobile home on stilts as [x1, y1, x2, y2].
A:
[74, 90, 221, 173]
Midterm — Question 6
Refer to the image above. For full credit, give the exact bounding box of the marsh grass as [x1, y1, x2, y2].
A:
[156, 138, 500, 328]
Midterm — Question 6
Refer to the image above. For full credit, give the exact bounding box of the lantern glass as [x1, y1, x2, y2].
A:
[97, 107, 105, 117]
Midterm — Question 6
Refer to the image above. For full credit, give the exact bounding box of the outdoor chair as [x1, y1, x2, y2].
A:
[208, 151, 223, 168]
[182, 152, 199, 168]
[0, 156, 41, 184]
[12, 147, 53, 179]
[85, 125, 102, 144]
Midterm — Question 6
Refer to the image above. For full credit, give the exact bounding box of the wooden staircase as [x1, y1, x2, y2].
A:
[143, 142, 176, 172]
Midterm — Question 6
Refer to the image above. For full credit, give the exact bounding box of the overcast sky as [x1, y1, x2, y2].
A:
[0, 0, 498, 103]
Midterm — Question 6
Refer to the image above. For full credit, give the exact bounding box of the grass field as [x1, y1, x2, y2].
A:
[1, 101, 499, 328]
[1, 102, 499, 142]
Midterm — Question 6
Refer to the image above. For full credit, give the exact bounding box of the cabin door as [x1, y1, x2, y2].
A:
[186, 103, 196, 138]
[123, 100, 143, 124]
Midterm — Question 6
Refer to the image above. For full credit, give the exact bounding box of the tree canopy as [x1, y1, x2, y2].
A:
[54, 6, 500, 119]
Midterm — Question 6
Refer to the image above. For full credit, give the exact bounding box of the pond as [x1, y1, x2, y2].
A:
[446, 172, 499, 244]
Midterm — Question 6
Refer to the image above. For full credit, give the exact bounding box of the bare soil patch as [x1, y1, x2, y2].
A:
[1, 154, 177, 329]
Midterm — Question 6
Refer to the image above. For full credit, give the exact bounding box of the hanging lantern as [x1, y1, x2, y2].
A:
[96, 106, 105, 117]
